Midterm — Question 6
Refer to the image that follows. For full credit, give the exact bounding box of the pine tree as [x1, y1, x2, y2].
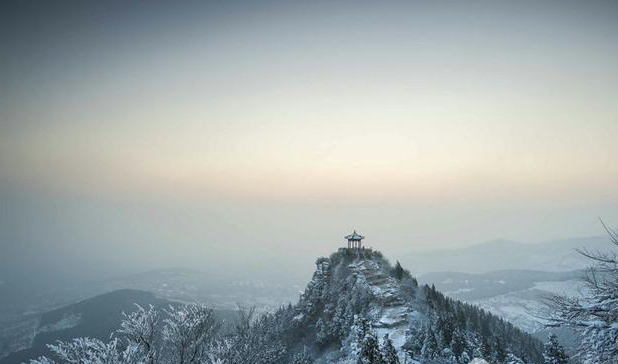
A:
[403, 323, 425, 357]
[542, 334, 568, 364]
[436, 316, 454, 349]
[480, 335, 492, 361]
[393, 261, 405, 280]
[493, 336, 507, 364]
[358, 332, 384, 364]
[420, 325, 439, 362]
[450, 329, 466, 362]
[381, 334, 400, 364]
[315, 317, 328, 345]
[345, 315, 371, 358]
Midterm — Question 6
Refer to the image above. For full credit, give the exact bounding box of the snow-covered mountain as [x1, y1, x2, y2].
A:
[287, 248, 543, 363]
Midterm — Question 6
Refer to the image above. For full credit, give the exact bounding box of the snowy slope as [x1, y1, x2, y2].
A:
[420, 270, 584, 333]
[348, 260, 412, 352]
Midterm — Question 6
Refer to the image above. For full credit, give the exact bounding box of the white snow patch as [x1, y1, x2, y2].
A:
[532, 280, 583, 296]
[39, 313, 81, 333]
[448, 287, 475, 295]
[293, 313, 304, 321]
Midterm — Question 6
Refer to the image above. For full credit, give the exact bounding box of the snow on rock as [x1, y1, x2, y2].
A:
[349, 260, 404, 307]
[38, 313, 81, 333]
[293, 313, 304, 322]
[348, 259, 411, 352]
[468, 359, 489, 364]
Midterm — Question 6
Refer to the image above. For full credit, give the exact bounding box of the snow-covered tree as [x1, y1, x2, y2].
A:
[492, 337, 507, 364]
[162, 304, 219, 364]
[420, 325, 439, 362]
[29, 337, 139, 364]
[291, 346, 313, 364]
[29, 357, 57, 364]
[459, 351, 471, 364]
[315, 317, 328, 345]
[545, 222, 618, 363]
[449, 329, 466, 363]
[542, 334, 568, 364]
[117, 304, 159, 364]
[479, 336, 492, 361]
[403, 323, 424, 357]
[358, 332, 383, 364]
[343, 315, 371, 359]
[222, 306, 286, 364]
[392, 261, 405, 280]
[29, 303, 220, 364]
[381, 334, 400, 364]
[505, 353, 526, 364]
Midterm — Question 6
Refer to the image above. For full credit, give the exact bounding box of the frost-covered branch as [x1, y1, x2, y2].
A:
[544, 221, 618, 363]
[162, 304, 219, 364]
[117, 304, 159, 364]
[29, 337, 139, 364]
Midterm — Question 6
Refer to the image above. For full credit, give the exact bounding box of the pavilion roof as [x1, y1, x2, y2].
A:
[345, 230, 365, 241]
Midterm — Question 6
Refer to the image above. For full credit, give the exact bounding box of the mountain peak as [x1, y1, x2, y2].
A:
[289, 249, 543, 363]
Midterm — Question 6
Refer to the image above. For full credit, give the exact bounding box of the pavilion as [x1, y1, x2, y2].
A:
[345, 230, 365, 249]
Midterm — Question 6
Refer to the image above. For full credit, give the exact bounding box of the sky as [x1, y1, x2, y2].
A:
[1, 0, 617, 284]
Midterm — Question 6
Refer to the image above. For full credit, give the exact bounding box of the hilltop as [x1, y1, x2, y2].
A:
[278, 248, 543, 363]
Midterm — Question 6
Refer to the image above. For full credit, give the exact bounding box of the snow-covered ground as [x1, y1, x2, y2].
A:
[469, 279, 583, 333]
[421, 269, 585, 335]
[348, 260, 415, 360]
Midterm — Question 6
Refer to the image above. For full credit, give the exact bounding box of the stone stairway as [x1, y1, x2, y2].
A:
[348, 259, 414, 354]
[349, 260, 405, 307]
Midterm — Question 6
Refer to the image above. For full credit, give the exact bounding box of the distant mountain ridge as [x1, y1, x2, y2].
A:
[0, 266, 302, 330]
[0, 290, 169, 364]
[404, 236, 609, 274]
[0, 289, 239, 364]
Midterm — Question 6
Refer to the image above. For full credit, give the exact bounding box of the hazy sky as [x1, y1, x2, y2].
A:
[1, 0, 617, 283]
